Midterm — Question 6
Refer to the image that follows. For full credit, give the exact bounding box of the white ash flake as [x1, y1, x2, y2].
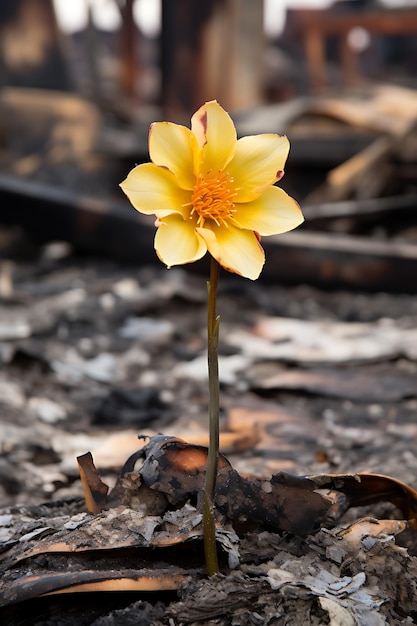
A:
[27, 397, 67, 424]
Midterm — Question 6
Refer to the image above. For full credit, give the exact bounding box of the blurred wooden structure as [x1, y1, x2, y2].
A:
[293, 8, 417, 93]
[0, 0, 72, 91]
[2, 3, 417, 293]
[161, 0, 264, 121]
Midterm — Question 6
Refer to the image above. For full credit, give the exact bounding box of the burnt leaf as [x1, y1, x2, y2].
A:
[124, 436, 331, 534]
[77, 451, 109, 514]
[0, 568, 193, 608]
[78, 436, 417, 536]
[128, 436, 417, 533]
[309, 473, 417, 528]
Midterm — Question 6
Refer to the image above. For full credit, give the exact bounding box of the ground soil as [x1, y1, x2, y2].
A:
[1, 229, 417, 624]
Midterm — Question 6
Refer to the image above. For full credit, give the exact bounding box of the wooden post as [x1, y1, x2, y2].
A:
[304, 25, 326, 94]
[0, 0, 72, 90]
[161, 0, 264, 122]
[341, 33, 360, 87]
[200, 0, 264, 111]
[119, 0, 140, 102]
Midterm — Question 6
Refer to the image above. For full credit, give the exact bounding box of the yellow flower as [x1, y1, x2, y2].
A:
[120, 101, 304, 280]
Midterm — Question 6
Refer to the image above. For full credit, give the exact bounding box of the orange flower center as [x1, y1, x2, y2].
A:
[190, 172, 237, 227]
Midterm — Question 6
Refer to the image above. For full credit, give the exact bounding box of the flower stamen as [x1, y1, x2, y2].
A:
[190, 172, 237, 228]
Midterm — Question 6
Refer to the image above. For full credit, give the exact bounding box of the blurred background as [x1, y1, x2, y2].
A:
[3, 0, 416, 112]
[0, 0, 417, 285]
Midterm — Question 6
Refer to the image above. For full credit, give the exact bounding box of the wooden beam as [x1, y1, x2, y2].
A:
[2, 173, 417, 293]
[295, 8, 417, 92]
[297, 9, 417, 36]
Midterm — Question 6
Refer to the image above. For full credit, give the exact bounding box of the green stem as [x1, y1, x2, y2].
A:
[203, 256, 220, 576]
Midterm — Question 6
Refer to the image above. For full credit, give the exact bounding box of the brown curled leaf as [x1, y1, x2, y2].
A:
[79, 436, 417, 536]
[136, 436, 231, 502]
[0, 569, 193, 608]
[128, 436, 417, 534]
[308, 473, 417, 529]
[131, 436, 331, 535]
[77, 451, 109, 514]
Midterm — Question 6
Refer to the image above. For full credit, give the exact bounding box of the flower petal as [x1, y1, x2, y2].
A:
[191, 101, 236, 174]
[155, 214, 207, 268]
[232, 186, 304, 235]
[120, 163, 191, 218]
[149, 122, 195, 190]
[197, 225, 264, 280]
[227, 134, 290, 202]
